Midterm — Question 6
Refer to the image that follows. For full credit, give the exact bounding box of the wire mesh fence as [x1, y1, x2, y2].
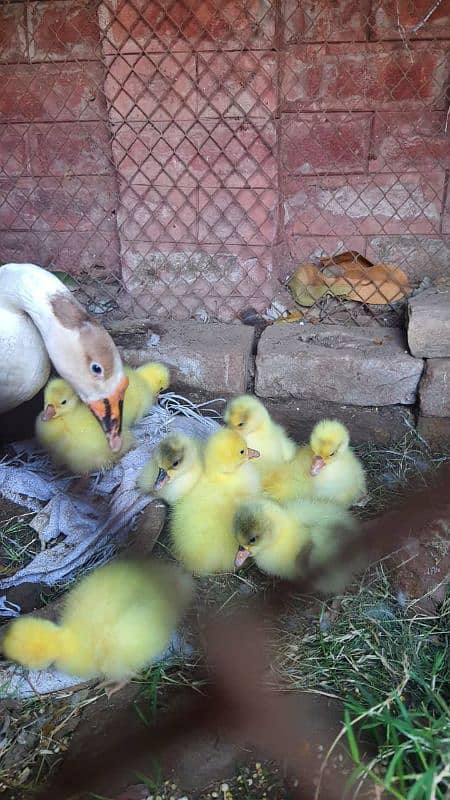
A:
[0, 0, 448, 324]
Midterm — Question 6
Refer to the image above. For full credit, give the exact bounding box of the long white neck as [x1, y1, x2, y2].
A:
[0, 263, 72, 334]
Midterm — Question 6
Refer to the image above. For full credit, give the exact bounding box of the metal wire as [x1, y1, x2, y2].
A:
[0, 0, 448, 324]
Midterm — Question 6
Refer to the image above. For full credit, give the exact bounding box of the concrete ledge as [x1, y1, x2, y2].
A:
[408, 287, 450, 357]
[110, 319, 254, 395]
[264, 398, 414, 446]
[417, 416, 450, 451]
[256, 324, 423, 406]
[419, 359, 450, 417]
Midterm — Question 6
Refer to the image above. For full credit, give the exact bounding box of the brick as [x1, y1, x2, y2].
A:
[0, 3, 27, 63]
[98, 0, 275, 54]
[0, 62, 107, 123]
[197, 51, 276, 118]
[28, 0, 100, 61]
[419, 359, 450, 416]
[120, 241, 278, 321]
[0, 124, 31, 177]
[112, 118, 277, 189]
[372, 0, 450, 40]
[283, 172, 445, 237]
[117, 183, 198, 242]
[281, 42, 449, 112]
[256, 323, 423, 405]
[408, 286, 450, 357]
[189, 119, 277, 189]
[104, 52, 197, 122]
[280, 112, 371, 177]
[443, 185, 450, 234]
[29, 121, 113, 176]
[282, 0, 370, 43]
[367, 236, 450, 281]
[0, 177, 118, 232]
[198, 187, 277, 246]
[264, 398, 414, 446]
[370, 111, 450, 173]
[0, 230, 120, 274]
[417, 416, 450, 450]
[115, 319, 254, 393]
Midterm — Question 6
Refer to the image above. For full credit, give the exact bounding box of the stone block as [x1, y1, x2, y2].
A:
[197, 50, 276, 118]
[264, 398, 414, 446]
[104, 53, 197, 123]
[366, 236, 450, 281]
[372, 0, 450, 40]
[28, 0, 100, 61]
[0, 177, 118, 232]
[419, 359, 450, 416]
[417, 416, 450, 451]
[370, 111, 450, 173]
[282, 0, 370, 43]
[98, 0, 275, 53]
[280, 112, 371, 177]
[113, 319, 254, 394]
[256, 323, 423, 406]
[0, 3, 27, 62]
[117, 183, 198, 242]
[198, 187, 277, 246]
[29, 121, 113, 177]
[0, 62, 107, 123]
[281, 42, 448, 112]
[282, 171, 444, 237]
[408, 287, 450, 357]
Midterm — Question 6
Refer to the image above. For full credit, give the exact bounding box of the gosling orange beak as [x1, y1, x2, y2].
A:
[247, 448, 260, 459]
[88, 375, 129, 452]
[235, 546, 251, 568]
[310, 455, 326, 476]
[41, 403, 56, 422]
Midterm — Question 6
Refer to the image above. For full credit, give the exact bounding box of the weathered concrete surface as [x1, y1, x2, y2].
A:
[264, 398, 414, 446]
[417, 415, 450, 451]
[110, 319, 254, 394]
[408, 286, 450, 357]
[419, 359, 450, 417]
[256, 323, 423, 406]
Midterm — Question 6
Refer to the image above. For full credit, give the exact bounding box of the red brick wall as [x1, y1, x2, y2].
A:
[0, 1, 449, 321]
[0, 0, 120, 276]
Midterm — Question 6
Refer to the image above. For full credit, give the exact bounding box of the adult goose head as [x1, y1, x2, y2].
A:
[0, 262, 128, 451]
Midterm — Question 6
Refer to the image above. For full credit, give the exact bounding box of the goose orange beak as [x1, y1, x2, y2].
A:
[247, 448, 260, 459]
[88, 375, 129, 452]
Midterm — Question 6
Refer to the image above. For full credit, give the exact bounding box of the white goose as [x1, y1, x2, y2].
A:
[0, 263, 128, 450]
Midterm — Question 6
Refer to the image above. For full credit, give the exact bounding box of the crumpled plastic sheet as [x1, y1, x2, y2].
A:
[0, 393, 222, 608]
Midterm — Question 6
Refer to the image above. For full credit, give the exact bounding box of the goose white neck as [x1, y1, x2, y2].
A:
[0, 263, 71, 331]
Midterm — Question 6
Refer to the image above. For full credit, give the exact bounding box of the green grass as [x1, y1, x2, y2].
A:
[0, 512, 38, 576]
[276, 570, 449, 799]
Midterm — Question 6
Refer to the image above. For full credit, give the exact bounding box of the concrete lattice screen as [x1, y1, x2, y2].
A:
[0, 0, 449, 323]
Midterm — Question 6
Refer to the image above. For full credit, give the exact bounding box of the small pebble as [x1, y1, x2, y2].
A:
[220, 784, 229, 792]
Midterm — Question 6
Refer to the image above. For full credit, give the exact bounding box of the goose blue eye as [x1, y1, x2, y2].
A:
[90, 363, 103, 376]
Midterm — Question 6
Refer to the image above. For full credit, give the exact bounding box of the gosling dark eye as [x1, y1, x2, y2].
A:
[329, 451, 337, 457]
[90, 362, 103, 376]
[248, 536, 257, 544]
[238, 422, 244, 427]
[240, 449, 245, 455]
[172, 460, 180, 468]
[61, 400, 67, 405]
